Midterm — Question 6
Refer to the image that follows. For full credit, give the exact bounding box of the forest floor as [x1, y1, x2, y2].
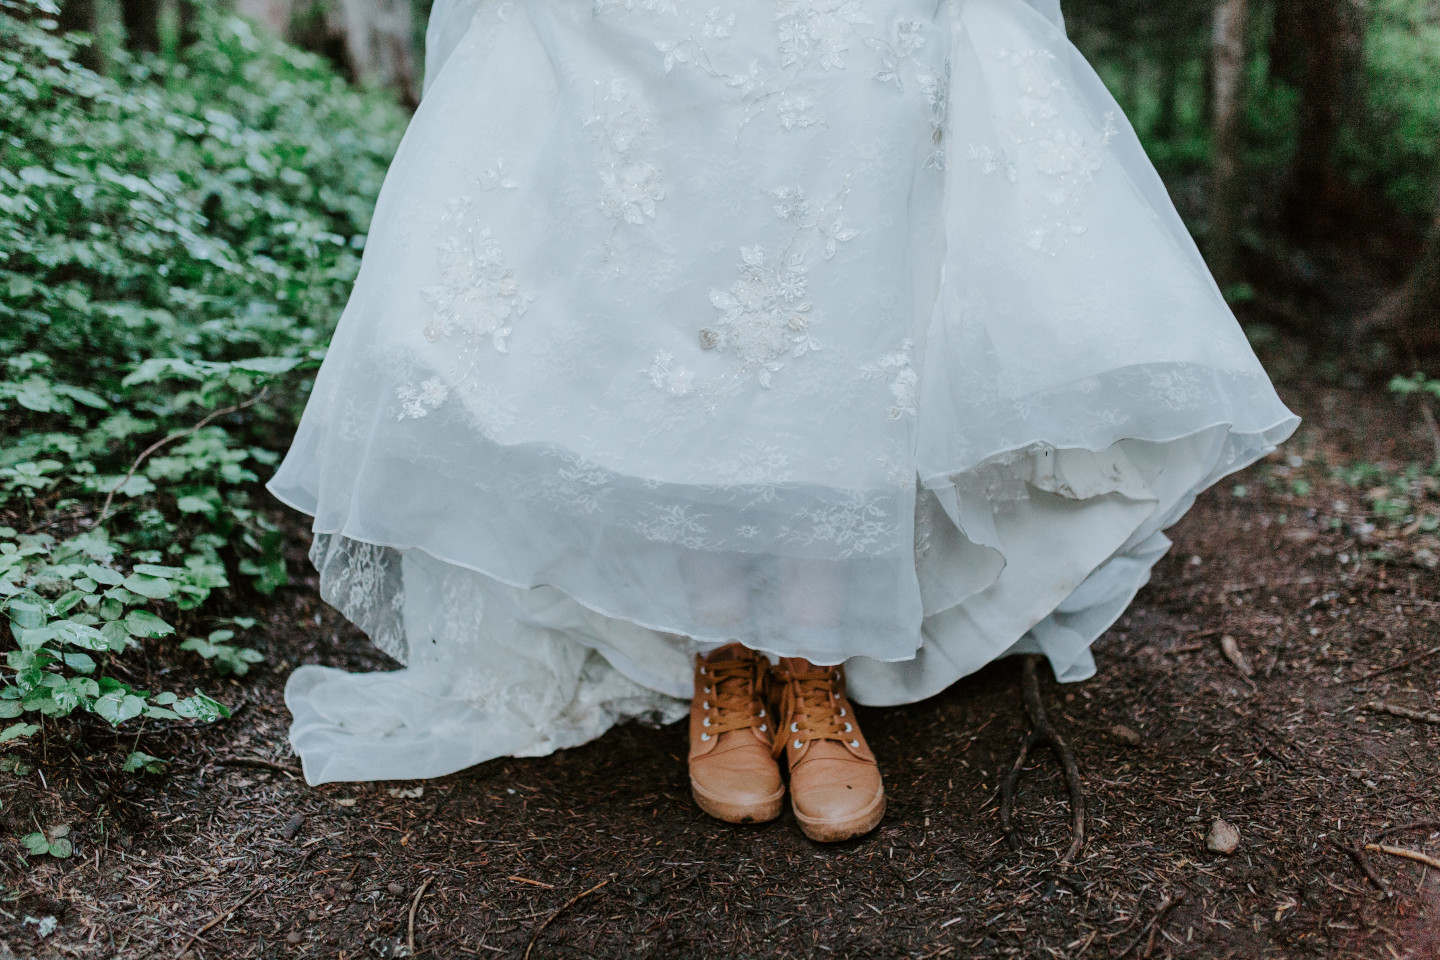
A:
[3, 346, 1440, 960]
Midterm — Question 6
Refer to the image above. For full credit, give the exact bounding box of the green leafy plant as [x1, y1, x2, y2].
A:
[122, 750, 168, 774]
[0, 0, 407, 760]
[21, 825, 72, 859]
[181, 628, 264, 676]
[1389, 372, 1440, 402]
[1339, 0, 1440, 217]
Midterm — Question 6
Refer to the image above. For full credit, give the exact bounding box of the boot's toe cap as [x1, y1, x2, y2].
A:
[690, 746, 784, 823]
[790, 759, 885, 841]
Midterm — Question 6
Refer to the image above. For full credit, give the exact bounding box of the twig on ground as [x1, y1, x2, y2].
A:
[523, 878, 611, 960]
[1355, 645, 1440, 683]
[1218, 635, 1257, 692]
[1362, 701, 1440, 725]
[1333, 839, 1391, 895]
[98, 390, 268, 525]
[214, 756, 303, 776]
[1377, 820, 1440, 841]
[407, 877, 432, 957]
[1112, 890, 1183, 959]
[1365, 843, 1440, 871]
[173, 886, 266, 959]
[1000, 655, 1086, 863]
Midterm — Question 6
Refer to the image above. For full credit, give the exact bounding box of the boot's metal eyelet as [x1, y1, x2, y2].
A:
[759, 723, 767, 732]
[703, 686, 711, 694]
[758, 708, 764, 717]
[701, 732, 710, 741]
[793, 739, 804, 749]
[702, 717, 711, 727]
[844, 722, 853, 732]
[702, 701, 709, 710]
[850, 739, 859, 748]
[699, 666, 707, 675]
[790, 721, 799, 732]
[839, 707, 846, 716]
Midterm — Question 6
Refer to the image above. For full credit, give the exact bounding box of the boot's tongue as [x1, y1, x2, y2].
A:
[779, 657, 834, 680]
[710, 642, 751, 660]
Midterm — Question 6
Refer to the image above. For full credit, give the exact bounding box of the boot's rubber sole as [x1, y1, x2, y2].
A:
[794, 788, 886, 843]
[690, 779, 785, 824]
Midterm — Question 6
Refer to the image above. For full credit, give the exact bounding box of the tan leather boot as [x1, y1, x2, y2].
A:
[688, 644, 784, 824]
[772, 658, 885, 842]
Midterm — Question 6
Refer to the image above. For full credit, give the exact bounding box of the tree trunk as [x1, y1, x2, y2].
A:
[1360, 188, 1440, 360]
[1268, 0, 1305, 87]
[1153, 53, 1181, 141]
[177, 0, 204, 50]
[1208, 0, 1249, 289]
[244, 0, 418, 103]
[56, 0, 105, 72]
[119, 0, 160, 53]
[328, 0, 419, 104]
[234, 0, 295, 37]
[1283, 0, 1366, 237]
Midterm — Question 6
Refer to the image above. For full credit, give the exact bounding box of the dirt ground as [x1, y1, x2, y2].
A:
[3, 358, 1439, 960]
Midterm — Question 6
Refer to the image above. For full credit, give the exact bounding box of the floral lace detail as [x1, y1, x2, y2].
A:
[618, 1, 946, 137]
[594, 0, 678, 15]
[539, 453, 615, 515]
[584, 79, 667, 228]
[394, 209, 536, 425]
[706, 439, 794, 486]
[965, 48, 1118, 254]
[396, 377, 449, 421]
[310, 534, 406, 662]
[647, 351, 696, 397]
[775, 0, 873, 71]
[918, 62, 949, 170]
[782, 491, 892, 558]
[629, 504, 716, 549]
[434, 159, 521, 228]
[700, 245, 817, 388]
[866, 18, 926, 88]
[913, 487, 936, 560]
[860, 339, 918, 419]
[421, 227, 534, 352]
[653, 181, 861, 395]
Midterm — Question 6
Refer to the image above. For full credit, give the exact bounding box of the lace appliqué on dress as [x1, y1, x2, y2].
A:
[781, 491, 892, 559]
[310, 534, 407, 662]
[621, 1, 945, 137]
[701, 244, 817, 388]
[966, 48, 1118, 254]
[585, 78, 667, 229]
[861, 339, 918, 419]
[393, 219, 535, 420]
[421, 228, 535, 353]
[654, 181, 862, 396]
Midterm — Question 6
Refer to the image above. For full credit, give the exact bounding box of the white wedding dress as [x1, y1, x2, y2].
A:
[268, 0, 1298, 784]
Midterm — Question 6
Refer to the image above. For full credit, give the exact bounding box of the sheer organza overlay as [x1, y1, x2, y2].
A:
[270, 0, 1298, 784]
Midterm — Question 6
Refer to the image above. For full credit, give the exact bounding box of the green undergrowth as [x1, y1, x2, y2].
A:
[1244, 375, 1440, 570]
[0, 0, 407, 762]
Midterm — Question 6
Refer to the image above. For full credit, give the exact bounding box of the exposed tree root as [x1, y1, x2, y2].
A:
[1000, 655, 1087, 863]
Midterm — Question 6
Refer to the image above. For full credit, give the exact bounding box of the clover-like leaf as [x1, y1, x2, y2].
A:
[122, 750, 168, 774]
[0, 722, 40, 743]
